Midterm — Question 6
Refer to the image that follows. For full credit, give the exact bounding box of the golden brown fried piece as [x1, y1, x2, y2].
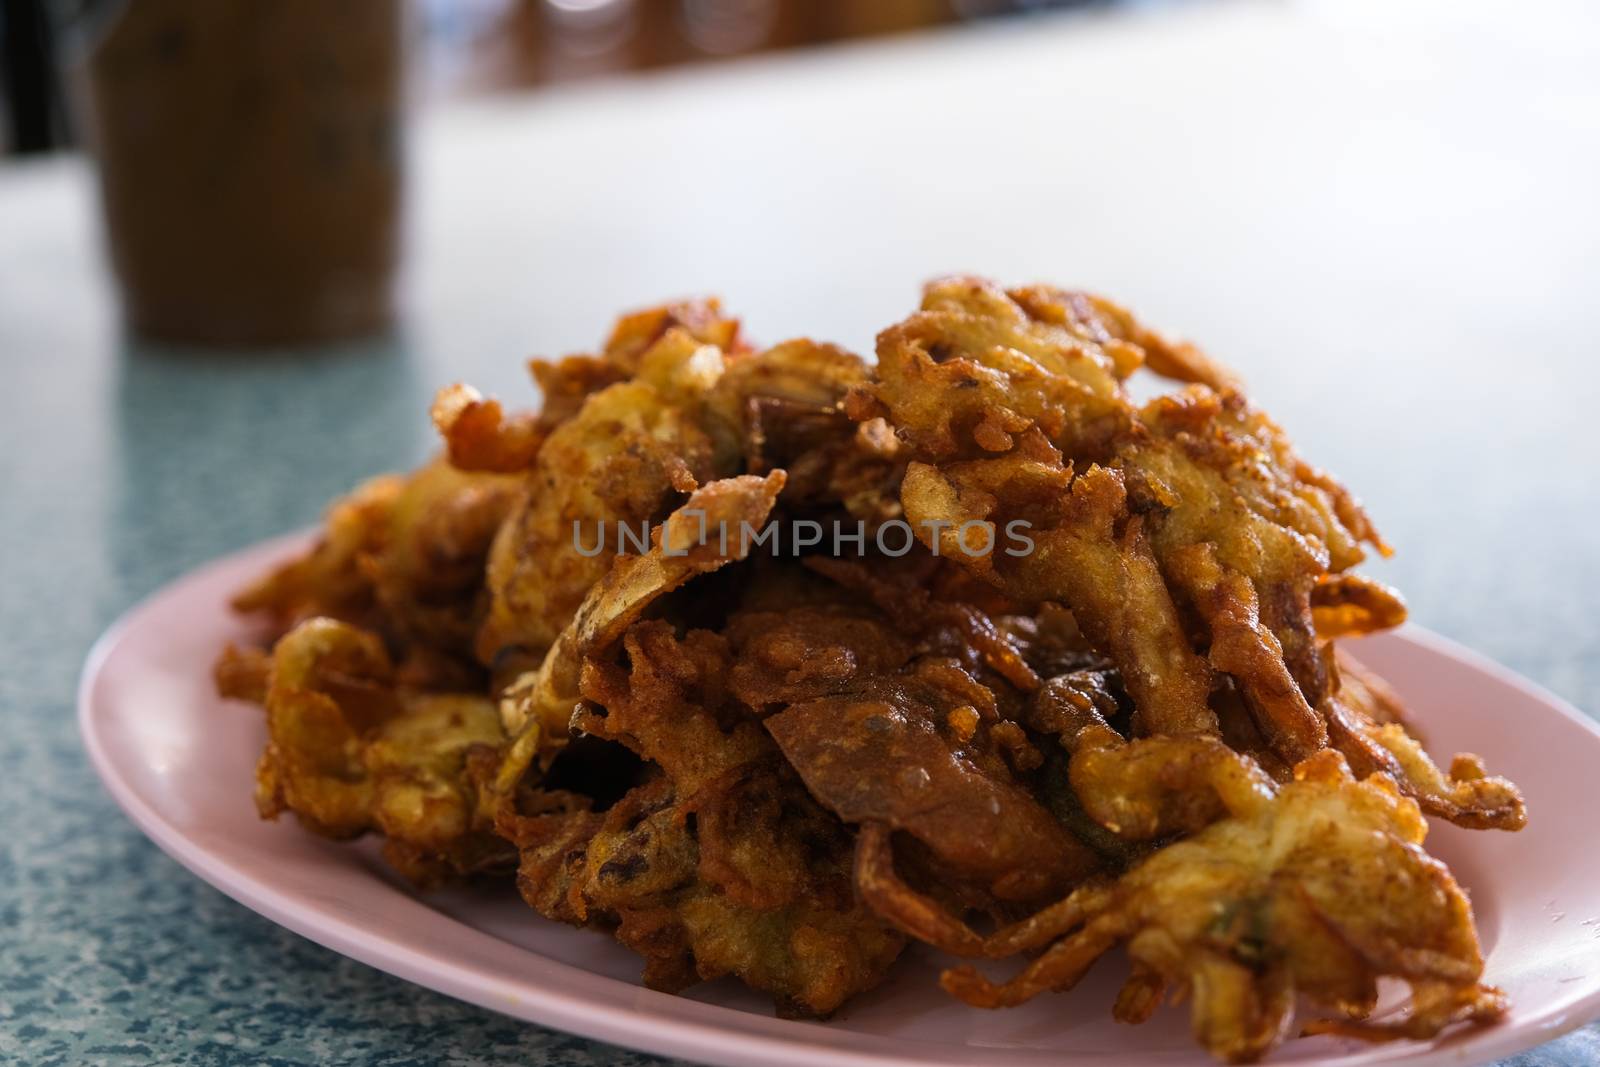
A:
[707, 338, 904, 524]
[499, 770, 903, 1017]
[724, 600, 918, 708]
[604, 297, 748, 373]
[1026, 673, 1276, 842]
[1313, 574, 1409, 639]
[475, 325, 738, 663]
[942, 751, 1505, 1063]
[801, 551, 1045, 695]
[855, 276, 1138, 460]
[1129, 386, 1385, 723]
[1326, 688, 1526, 831]
[253, 618, 393, 839]
[367, 459, 520, 661]
[214, 643, 271, 704]
[854, 278, 1223, 737]
[432, 298, 741, 474]
[231, 472, 403, 630]
[473, 313, 899, 666]
[857, 278, 1520, 828]
[497, 471, 785, 751]
[430, 384, 548, 474]
[542, 607, 903, 1015]
[1010, 286, 1241, 393]
[217, 285, 1525, 1054]
[253, 617, 512, 886]
[579, 621, 769, 792]
[899, 436, 1219, 738]
[230, 459, 518, 681]
[1165, 541, 1327, 763]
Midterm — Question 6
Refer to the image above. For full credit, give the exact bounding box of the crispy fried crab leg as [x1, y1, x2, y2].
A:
[1165, 542, 1327, 762]
[854, 279, 1377, 739]
[940, 751, 1505, 1063]
[1026, 670, 1278, 841]
[856, 278, 1521, 829]
[1326, 688, 1526, 831]
[856, 278, 1379, 747]
[898, 437, 1219, 738]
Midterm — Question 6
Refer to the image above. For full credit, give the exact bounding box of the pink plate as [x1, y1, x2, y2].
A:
[79, 534, 1600, 1067]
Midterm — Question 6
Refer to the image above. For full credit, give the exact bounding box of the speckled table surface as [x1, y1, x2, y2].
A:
[2, 3, 1597, 1065]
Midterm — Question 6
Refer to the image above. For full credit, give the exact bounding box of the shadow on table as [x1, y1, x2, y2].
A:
[106, 331, 430, 607]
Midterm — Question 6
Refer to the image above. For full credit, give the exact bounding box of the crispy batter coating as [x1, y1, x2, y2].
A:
[432, 298, 741, 474]
[1031, 679, 1276, 843]
[942, 751, 1505, 1063]
[1313, 574, 1409, 639]
[474, 313, 900, 666]
[861, 277, 1379, 753]
[476, 326, 736, 662]
[1326, 680, 1526, 830]
[231, 472, 403, 629]
[369, 459, 521, 661]
[498, 770, 904, 1017]
[856, 278, 1517, 828]
[214, 643, 271, 704]
[900, 439, 1219, 738]
[498, 471, 785, 748]
[230, 459, 518, 679]
[707, 338, 904, 524]
[430, 384, 547, 474]
[546, 610, 904, 1015]
[253, 618, 512, 886]
[219, 285, 1523, 1051]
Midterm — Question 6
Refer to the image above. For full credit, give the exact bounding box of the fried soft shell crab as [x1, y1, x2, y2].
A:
[214, 279, 1523, 1061]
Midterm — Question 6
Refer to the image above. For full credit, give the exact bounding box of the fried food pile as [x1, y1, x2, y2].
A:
[216, 278, 1524, 1061]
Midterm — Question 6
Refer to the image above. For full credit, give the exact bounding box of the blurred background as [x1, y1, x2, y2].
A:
[1, 0, 1204, 346]
[3, 0, 1189, 157]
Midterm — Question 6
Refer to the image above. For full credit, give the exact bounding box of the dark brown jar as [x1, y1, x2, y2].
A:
[82, 0, 403, 345]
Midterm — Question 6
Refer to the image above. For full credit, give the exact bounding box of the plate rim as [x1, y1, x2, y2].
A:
[77, 532, 1600, 1067]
